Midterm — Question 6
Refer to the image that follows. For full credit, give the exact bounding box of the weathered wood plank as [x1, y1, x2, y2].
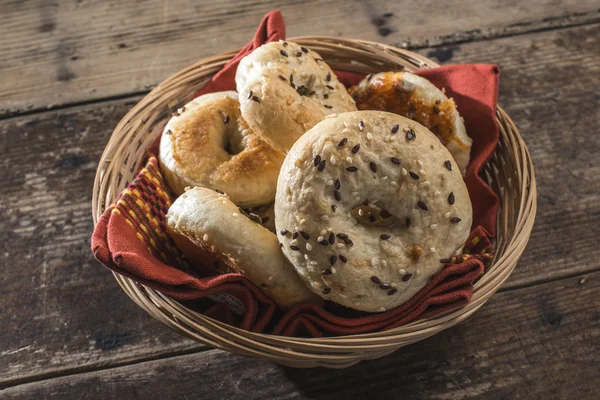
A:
[1, 0, 599, 116]
[1, 23, 599, 387]
[2, 272, 598, 399]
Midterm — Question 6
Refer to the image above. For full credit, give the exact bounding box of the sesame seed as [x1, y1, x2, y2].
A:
[323, 93, 329, 99]
[223, 115, 230, 124]
[324, 104, 333, 109]
[352, 144, 361, 153]
[405, 217, 411, 227]
[380, 209, 392, 218]
[280, 49, 288, 57]
[391, 124, 399, 133]
[251, 96, 261, 103]
[369, 162, 377, 173]
[445, 212, 451, 218]
[336, 233, 348, 239]
[293, 232, 299, 239]
[406, 129, 416, 140]
[339, 255, 348, 263]
[313, 155, 321, 166]
[319, 239, 329, 246]
[331, 267, 337, 274]
[296, 51, 302, 57]
[346, 166, 358, 172]
[318, 160, 326, 171]
[321, 215, 329, 221]
[388, 288, 398, 295]
[451, 217, 462, 224]
[430, 247, 437, 253]
[203, 234, 209, 241]
[380, 234, 391, 240]
[379, 283, 391, 290]
[409, 171, 420, 180]
[399, 269, 407, 274]
[301, 46, 309, 53]
[331, 204, 337, 212]
[371, 276, 381, 284]
[338, 138, 348, 146]
[280, 229, 289, 236]
[440, 258, 451, 264]
[421, 181, 430, 187]
[334, 190, 341, 201]
[300, 218, 306, 224]
[434, 191, 441, 197]
[402, 168, 408, 176]
[330, 255, 337, 265]
[290, 245, 300, 251]
[391, 157, 401, 165]
[368, 215, 376, 223]
[326, 72, 331, 81]
[430, 224, 438, 230]
[367, 132, 373, 140]
[448, 192, 455, 205]
[322, 288, 332, 294]
[418, 201, 428, 211]
[232, 212, 239, 217]
[326, 180, 334, 186]
[300, 231, 310, 240]
[306, 243, 312, 251]
[346, 156, 353, 163]
[358, 209, 364, 216]
[278, 74, 287, 81]
[444, 160, 452, 171]
[358, 121, 365, 131]
[436, 99, 441, 104]
[326, 84, 334, 90]
[402, 273, 413, 282]
[417, 160, 424, 167]
[391, 180, 398, 186]
[322, 268, 332, 275]
[344, 238, 354, 246]
[283, 41, 288, 46]
[289, 74, 294, 83]
[336, 243, 345, 248]
[247, 91, 253, 100]
[335, 179, 341, 190]
[328, 232, 335, 244]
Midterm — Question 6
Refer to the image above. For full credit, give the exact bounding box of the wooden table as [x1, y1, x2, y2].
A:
[1, 1, 598, 398]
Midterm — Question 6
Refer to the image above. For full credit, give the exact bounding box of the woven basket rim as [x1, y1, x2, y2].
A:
[92, 36, 537, 362]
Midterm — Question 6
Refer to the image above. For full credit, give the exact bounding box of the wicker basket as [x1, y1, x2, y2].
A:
[92, 37, 537, 368]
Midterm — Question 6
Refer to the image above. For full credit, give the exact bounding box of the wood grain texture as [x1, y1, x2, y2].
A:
[2, 272, 598, 399]
[1, 0, 599, 116]
[1, 22, 598, 389]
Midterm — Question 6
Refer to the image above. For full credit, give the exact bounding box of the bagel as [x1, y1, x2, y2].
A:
[275, 111, 472, 312]
[236, 40, 357, 153]
[159, 91, 284, 207]
[349, 72, 472, 175]
[166, 187, 320, 308]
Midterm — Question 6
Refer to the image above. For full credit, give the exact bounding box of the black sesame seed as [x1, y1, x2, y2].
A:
[326, 72, 331, 81]
[279, 243, 283, 248]
[293, 232, 299, 239]
[278, 74, 287, 81]
[330, 255, 338, 265]
[215, 189, 224, 194]
[435, 99, 441, 104]
[280, 49, 288, 57]
[300, 231, 310, 240]
[223, 115, 230, 124]
[290, 74, 294, 84]
[417, 201, 428, 211]
[368, 215, 376, 223]
[450, 217, 462, 224]
[380, 209, 392, 219]
[261, 217, 270, 225]
[248, 213, 262, 224]
[280, 229, 289, 236]
[318, 160, 327, 172]
[335, 179, 341, 190]
[336, 233, 348, 239]
[439, 258, 451, 264]
[301, 46, 309, 53]
[319, 240, 329, 246]
[344, 238, 354, 246]
[444, 160, 453, 171]
[247, 91, 253, 100]
[391, 157, 401, 165]
[391, 124, 399, 133]
[380, 234, 391, 240]
[338, 138, 348, 147]
[322, 269, 332, 275]
[388, 288, 398, 296]
[314, 155, 321, 166]
[369, 162, 377, 173]
[339, 255, 348, 263]
[290, 245, 300, 251]
[165, 129, 172, 135]
[283, 42, 288, 46]
[326, 84, 334, 90]
[323, 93, 329, 99]
[296, 51, 302, 57]
[409, 171, 420, 180]
[322, 287, 332, 294]
[309, 90, 316, 96]
[351, 144, 361, 153]
[251, 95, 261, 103]
[406, 129, 416, 140]
[291, 82, 296, 89]
[406, 217, 411, 227]
[433, 106, 440, 114]
[371, 276, 382, 284]
[402, 273, 413, 282]
[324, 104, 333, 109]
[334, 190, 341, 201]
[363, 199, 370, 206]
[379, 283, 391, 290]
[448, 192, 455, 205]
[346, 166, 358, 172]
[358, 121, 365, 131]
[328, 232, 335, 244]
[331, 204, 337, 212]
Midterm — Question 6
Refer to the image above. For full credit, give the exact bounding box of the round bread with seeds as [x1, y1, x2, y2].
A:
[349, 72, 472, 175]
[236, 40, 357, 153]
[167, 187, 321, 309]
[159, 91, 284, 207]
[275, 111, 472, 312]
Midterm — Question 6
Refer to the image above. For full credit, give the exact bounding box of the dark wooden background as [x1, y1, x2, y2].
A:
[1, 1, 599, 398]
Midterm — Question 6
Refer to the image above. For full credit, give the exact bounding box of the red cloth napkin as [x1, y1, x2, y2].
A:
[91, 10, 499, 337]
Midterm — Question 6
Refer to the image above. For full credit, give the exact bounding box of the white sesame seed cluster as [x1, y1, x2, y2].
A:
[236, 40, 357, 154]
[275, 111, 472, 312]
